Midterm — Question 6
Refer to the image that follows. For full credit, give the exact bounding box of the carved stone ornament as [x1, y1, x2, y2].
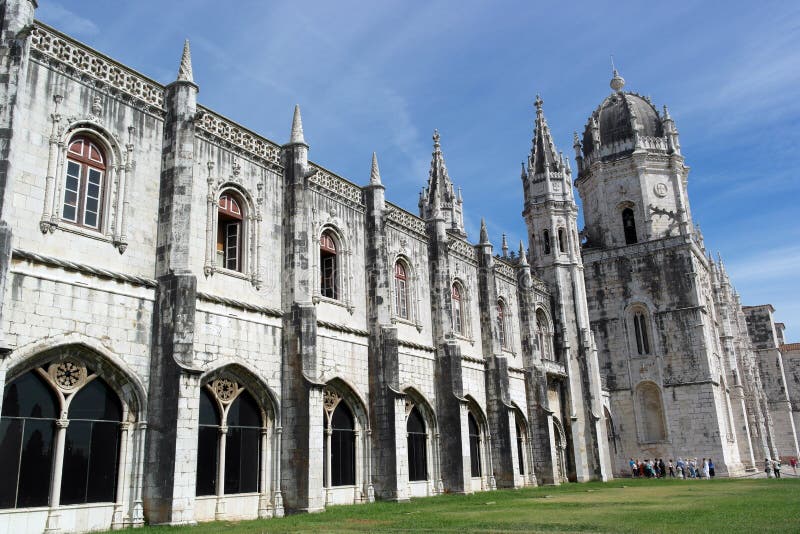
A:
[212, 378, 239, 403]
[653, 182, 668, 198]
[405, 399, 414, 417]
[49, 359, 87, 392]
[323, 387, 341, 415]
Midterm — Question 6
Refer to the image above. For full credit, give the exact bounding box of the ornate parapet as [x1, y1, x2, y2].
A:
[195, 107, 282, 169]
[30, 22, 164, 112]
[308, 164, 365, 208]
[386, 203, 427, 239]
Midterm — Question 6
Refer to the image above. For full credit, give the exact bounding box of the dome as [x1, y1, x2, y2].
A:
[582, 85, 663, 158]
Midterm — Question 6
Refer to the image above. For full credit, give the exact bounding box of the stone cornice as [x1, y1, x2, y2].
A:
[11, 249, 157, 288]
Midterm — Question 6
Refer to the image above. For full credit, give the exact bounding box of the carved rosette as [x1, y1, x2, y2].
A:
[211, 378, 239, 404]
[49, 359, 87, 392]
[323, 387, 341, 415]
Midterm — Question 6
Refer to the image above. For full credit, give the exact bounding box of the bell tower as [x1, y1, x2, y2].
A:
[522, 95, 611, 482]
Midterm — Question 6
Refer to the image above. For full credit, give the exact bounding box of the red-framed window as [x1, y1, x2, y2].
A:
[217, 193, 244, 272]
[320, 232, 338, 299]
[497, 300, 507, 347]
[62, 137, 106, 229]
[395, 261, 409, 319]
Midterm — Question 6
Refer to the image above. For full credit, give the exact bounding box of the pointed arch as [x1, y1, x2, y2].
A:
[635, 380, 667, 443]
[403, 387, 439, 489]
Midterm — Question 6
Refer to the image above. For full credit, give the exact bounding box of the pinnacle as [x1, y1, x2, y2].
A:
[610, 68, 626, 92]
[518, 240, 529, 266]
[479, 218, 489, 244]
[177, 39, 193, 82]
[370, 152, 381, 185]
[289, 105, 305, 145]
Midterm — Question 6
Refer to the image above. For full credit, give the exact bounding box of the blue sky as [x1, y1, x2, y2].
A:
[37, 1, 800, 340]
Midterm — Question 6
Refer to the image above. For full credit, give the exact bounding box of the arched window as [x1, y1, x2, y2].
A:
[516, 422, 526, 476]
[452, 283, 464, 336]
[62, 136, 106, 229]
[0, 372, 58, 508]
[407, 406, 427, 482]
[61, 378, 122, 505]
[217, 193, 244, 272]
[395, 261, 409, 320]
[636, 382, 667, 442]
[558, 228, 566, 253]
[536, 309, 554, 360]
[542, 230, 551, 255]
[633, 310, 651, 355]
[196, 380, 263, 497]
[1, 364, 125, 510]
[622, 208, 637, 245]
[325, 402, 356, 486]
[320, 231, 338, 299]
[497, 300, 508, 348]
[468, 412, 481, 478]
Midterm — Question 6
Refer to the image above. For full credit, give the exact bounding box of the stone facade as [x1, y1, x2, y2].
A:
[0, 4, 795, 534]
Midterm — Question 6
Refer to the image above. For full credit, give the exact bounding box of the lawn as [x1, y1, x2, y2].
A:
[122, 478, 800, 533]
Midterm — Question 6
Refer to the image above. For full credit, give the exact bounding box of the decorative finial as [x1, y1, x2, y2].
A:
[610, 65, 625, 92]
[501, 234, 509, 258]
[520, 161, 526, 177]
[479, 218, 489, 244]
[289, 104, 305, 144]
[518, 240, 529, 266]
[433, 129, 440, 150]
[370, 152, 381, 185]
[662, 105, 672, 120]
[177, 39, 193, 82]
[534, 94, 544, 114]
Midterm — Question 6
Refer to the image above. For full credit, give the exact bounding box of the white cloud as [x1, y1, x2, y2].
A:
[37, 2, 99, 37]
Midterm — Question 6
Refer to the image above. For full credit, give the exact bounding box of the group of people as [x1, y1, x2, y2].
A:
[629, 457, 715, 479]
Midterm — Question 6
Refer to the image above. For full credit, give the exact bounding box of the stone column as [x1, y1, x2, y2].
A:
[45, 418, 69, 532]
[112, 421, 132, 529]
[215, 426, 227, 519]
[143, 46, 201, 525]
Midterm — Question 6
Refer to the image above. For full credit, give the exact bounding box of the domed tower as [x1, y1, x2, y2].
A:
[575, 70, 690, 248]
[576, 71, 751, 477]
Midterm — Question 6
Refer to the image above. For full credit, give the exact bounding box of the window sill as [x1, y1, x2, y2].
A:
[53, 221, 111, 242]
[213, 267, 251, 281]
[392, 316, 424, 332]
[453, 333, 475, 345]
[314, 294, 355, 313]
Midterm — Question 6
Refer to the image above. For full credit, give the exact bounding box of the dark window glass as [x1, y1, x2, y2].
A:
[68, 378, 122, 422]
[633, 312, 651, 355]
[407, 407, 427, 481]
[1, 372, 59, 419]
[497, 301, 506, 347]
[516, 424, 525, 475]
[558, 228, 566, 253]
[61, 420, 119, 504]
[1, 372, 58, 509]
[468, 413, 481, 477]
[62, 377, 122, 505]
[224, 391, 261, 494]
[543, 230, 551, 255]
[196, 388, 219, 496]
[623, 208, 637, 245]
[330, 402, 355, 486]
[63, 136, 106, 230]
[196, 426, 219, 496]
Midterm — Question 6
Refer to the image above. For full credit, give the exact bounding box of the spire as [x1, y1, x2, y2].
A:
[420, 129, 466, 235]
[289, 105, 305, 145]
[177, 39, 194, 82]
[479, 218, 489, 245]
[369, 152, 381, 185]
[501, 233, 509, 258]
[520, 161, 527, 179]
[518, 240, 529, 267]
[530, 94, 561, 176]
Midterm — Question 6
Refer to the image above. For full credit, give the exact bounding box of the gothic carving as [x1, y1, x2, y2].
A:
[386, 204, 426, 237]
[323, 388, 341, 415]
[30, 24, 164, 109]
[309, 166, 364, 206]
[211, 378, 239, 404]
[49, 359, 87, 392]
[196, 107, 281, 168]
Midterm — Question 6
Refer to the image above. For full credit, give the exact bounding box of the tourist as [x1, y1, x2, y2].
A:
[676, 457, 685, 479]
[688, 458, 697, 478]
[668, 459, 675, 478]
[708, 458, 715, 478]
[765, 458, 772, 477]
[630, 457, 637, 477]
[773, 459, 781, 478]
[659, 458, 666, 478]
[702, 458, 710, 479]
[790, 457, 797, 474]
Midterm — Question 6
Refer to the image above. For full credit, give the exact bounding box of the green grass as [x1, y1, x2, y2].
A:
[121, 478, 800, 533]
